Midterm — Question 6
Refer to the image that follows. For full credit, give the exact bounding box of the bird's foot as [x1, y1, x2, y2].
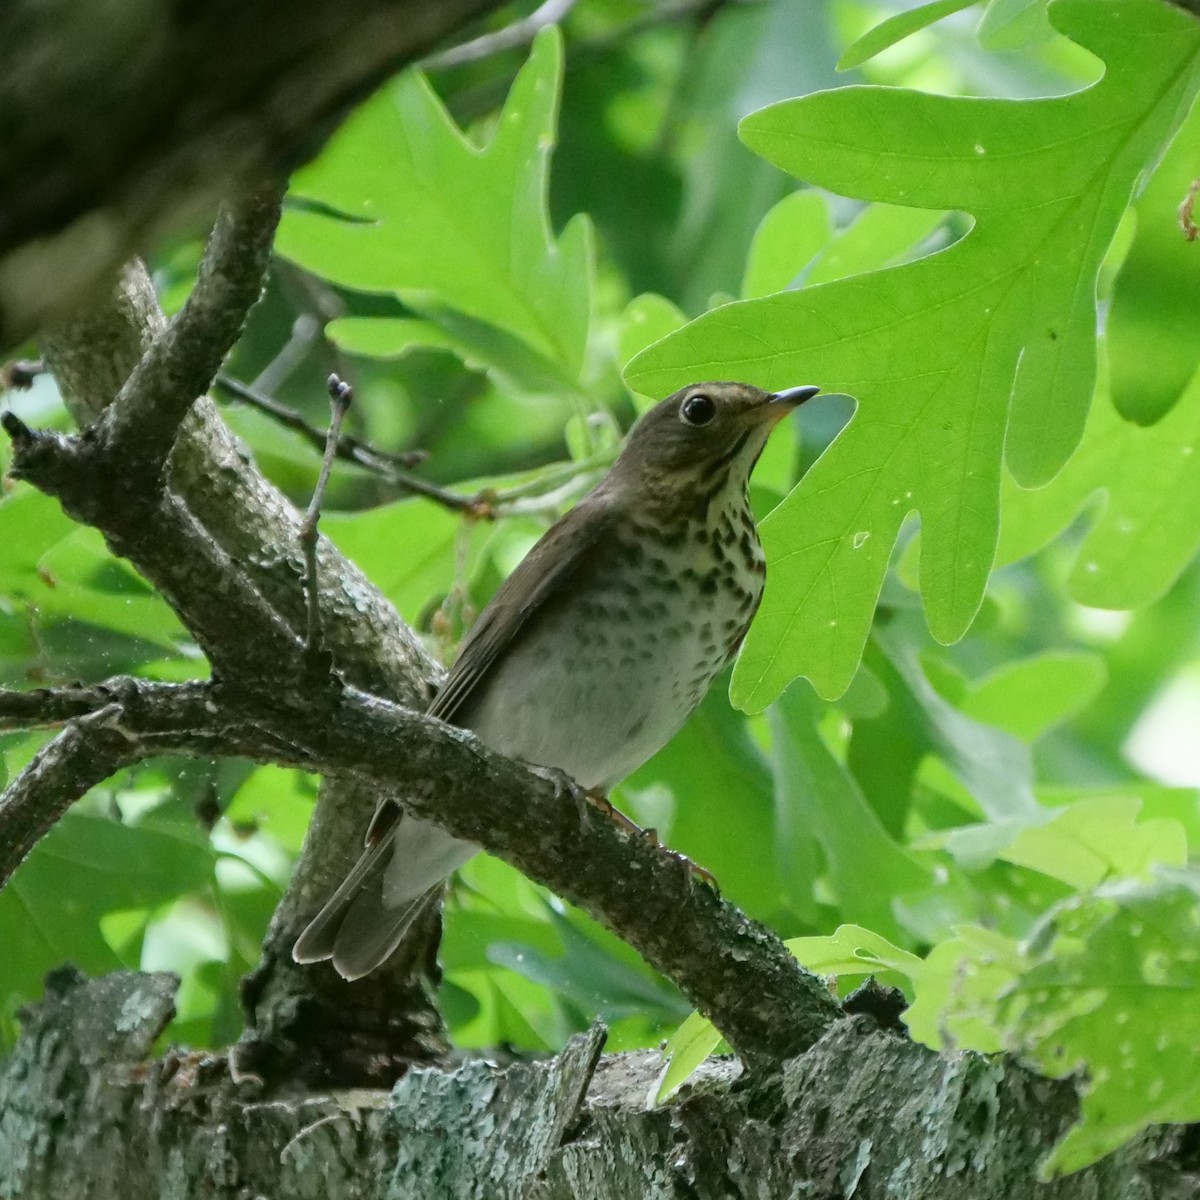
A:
[528, 764, 719, 891]
[529, 764, 614, 831]
[661, 845, 720, 894]
[527, 765, 648, 836]
[629, 823, 719, 893]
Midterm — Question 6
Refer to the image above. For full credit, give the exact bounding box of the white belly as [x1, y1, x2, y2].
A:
[460, 498, 763, 790]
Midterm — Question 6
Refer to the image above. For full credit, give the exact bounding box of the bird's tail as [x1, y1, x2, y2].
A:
[293, 814, 476, 981]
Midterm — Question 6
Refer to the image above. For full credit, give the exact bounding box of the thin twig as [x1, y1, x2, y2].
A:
[215, 371, 610, 517]
[301, 375, 354, 664]
[213, 372, 425, 470]
[424, 0, 578, 69]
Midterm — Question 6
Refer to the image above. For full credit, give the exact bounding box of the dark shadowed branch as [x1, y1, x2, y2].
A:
[0, 0, 507, 349]
[0, 663, 840, 1067]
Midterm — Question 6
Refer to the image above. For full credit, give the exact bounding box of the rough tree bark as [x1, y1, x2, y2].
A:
[2, 2, 1199, 1198]
[1, 970, 1195, 1198]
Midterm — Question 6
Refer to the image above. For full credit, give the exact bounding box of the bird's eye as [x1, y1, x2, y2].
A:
[680, 394, 716, 426]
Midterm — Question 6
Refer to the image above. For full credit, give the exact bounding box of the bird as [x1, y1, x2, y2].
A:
[293, 380, 820, 980]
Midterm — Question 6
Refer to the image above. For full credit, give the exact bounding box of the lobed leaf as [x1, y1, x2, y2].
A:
[837, 0, 979, 72]
[278, 28, 593, 392]
[627, 0, 1200, 705]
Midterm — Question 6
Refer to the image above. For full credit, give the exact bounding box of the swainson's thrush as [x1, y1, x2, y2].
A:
[294, 380, 819, 978]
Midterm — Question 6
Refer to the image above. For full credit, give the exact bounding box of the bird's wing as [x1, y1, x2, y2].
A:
[428, 493, 618, 724]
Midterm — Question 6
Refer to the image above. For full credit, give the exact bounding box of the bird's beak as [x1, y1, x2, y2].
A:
[754, 385, 820, 424]
[771, 385, 820, 408]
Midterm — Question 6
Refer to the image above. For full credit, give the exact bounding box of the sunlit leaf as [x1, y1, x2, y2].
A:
[628, 0, 1200, 704]
[771, 684, 932, 939]
[999, 358, 1200, 609]
[652, 1010, 725, 1105]
[278, 28, 593, 392]
[957, 650, 1106, 740]
[0, 812, 216, 1039]
[976, 0, 1054, 50]
[785, 923, 925, 981]
[740, 190, 831, 299]
[903, 924, 1021, 1052]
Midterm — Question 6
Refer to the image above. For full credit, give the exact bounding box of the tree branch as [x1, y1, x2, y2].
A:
[275, 685, 844, 1069]
[0, 714, 135, 885]
[0, 0, 506, 350]
[29, 259, 448, 1087]
[102, 184, 283, 475]
[0, 680, 237, 886]
[0, 679, 137, 730]
[2, 413, 309, 681]
[0, 670, 841, 1068]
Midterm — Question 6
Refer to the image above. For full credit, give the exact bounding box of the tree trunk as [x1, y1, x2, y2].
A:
[0, 968, 1194, 1199]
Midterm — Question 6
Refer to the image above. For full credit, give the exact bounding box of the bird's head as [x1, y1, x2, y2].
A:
[611, 381, 819, 505]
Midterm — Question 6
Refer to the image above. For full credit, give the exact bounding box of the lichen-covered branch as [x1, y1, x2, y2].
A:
[1, 970, 1193, 1200]
[30, 261, 447, 1085]
[102, 184, 283, 473]
[0, 665, 841, 1067]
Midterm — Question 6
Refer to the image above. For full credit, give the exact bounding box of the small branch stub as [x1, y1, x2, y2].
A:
[1, 359, 45, 391]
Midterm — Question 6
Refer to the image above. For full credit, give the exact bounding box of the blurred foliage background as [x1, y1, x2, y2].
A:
[2, 0, 1199, 1177]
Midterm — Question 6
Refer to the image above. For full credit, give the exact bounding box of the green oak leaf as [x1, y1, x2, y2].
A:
[837, 0, 979, 72]
[626, 0, 1200, 705]
[957, 650, 1106, 740]
[903, 924, 1021, 1053]
[1107, 55, 1200, 423]
[771, 684, 932, 940]
[1001, 870, 1200, 1177]
[0, 812, 216, 1030]
[653, 1010, 725, 1105]
[848, 616, 1040, 846]
[277, 27, 592, 392]
[623, 684, 782, 919]
[998, 355, 1200, 608]
[740, 190, 831, 299]
[937, 789, 1187, 880]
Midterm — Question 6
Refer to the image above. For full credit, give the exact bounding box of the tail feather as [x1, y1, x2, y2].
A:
[293, 816, 477, 979]
[292, 834, 393, 965]
[332, 887, 440, 981]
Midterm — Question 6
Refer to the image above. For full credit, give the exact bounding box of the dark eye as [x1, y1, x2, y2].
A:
[680, 393, 716, 426]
